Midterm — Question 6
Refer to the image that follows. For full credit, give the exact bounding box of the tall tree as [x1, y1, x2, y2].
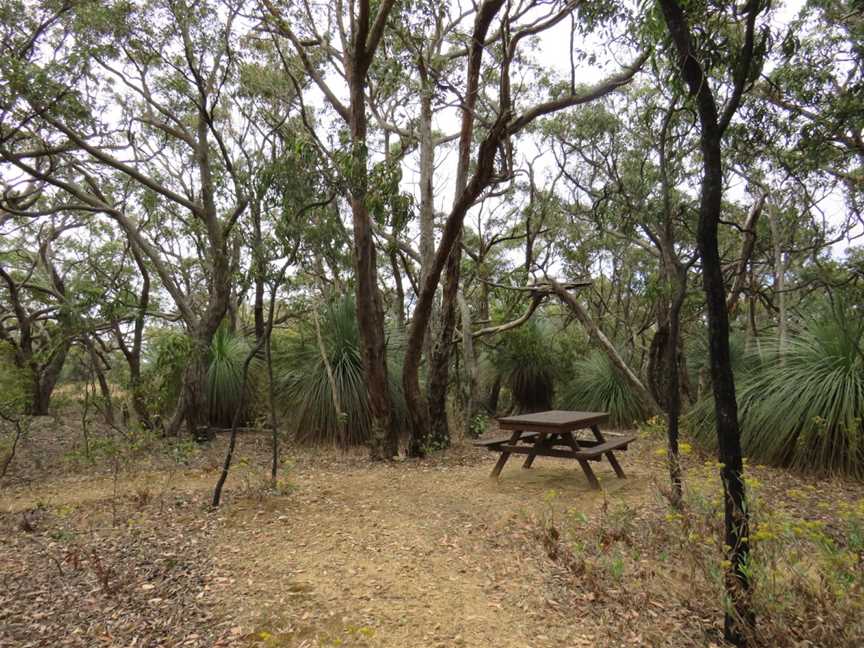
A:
[402, 0, 647, 454]
[0, 0, 277, 435]
[263, 0, 402, 459]
[656, 0, 768, 642]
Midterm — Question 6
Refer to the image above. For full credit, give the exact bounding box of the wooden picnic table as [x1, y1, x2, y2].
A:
[473, 410, 636, 490]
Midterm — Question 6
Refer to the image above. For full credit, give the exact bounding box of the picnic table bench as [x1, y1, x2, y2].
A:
[473, 410, 636, 490]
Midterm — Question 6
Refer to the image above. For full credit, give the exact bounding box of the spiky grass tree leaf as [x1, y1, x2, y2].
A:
[274, 296, 407, 446]
[687, 317, 864, 478]
[560, 350, 650, 428]
[207, 326, 254, 428]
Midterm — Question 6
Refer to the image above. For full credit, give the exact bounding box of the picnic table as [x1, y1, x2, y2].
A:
[473, 410, 636, 490]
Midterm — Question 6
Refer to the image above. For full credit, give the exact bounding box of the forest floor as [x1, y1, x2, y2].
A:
[2, 416, 863, 648]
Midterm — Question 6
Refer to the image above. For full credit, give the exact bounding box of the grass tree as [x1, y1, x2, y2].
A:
[274, 296, 408, 448]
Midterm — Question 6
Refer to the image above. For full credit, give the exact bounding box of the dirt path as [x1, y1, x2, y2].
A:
[208, 454, 650, 647]
[1, 430, 656, 648]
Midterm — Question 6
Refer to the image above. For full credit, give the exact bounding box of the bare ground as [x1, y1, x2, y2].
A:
[3, 419, 862, 647]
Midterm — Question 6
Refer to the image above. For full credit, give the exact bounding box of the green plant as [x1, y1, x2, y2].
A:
[468, 413, 488, 438]
[560, 350, 650, 427]
[491, 320, 562, 413]
[687, 314, 864, 478]
[141, 326, 256, 427]
[273, 296, 408, 446]
[207, 325, 255, 428]
[140, 329, 194, 417]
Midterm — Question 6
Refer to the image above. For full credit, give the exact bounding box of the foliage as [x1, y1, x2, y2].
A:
[688, 314, 864, 478]
[273, 296, 408, 446]
[536, 462, 864, 646]
[140, 329, 194, 419]
[560, 350, 651, 428]
[207, 325, 255, 428]
[490, 320, 563, 413]
[0, 341, 30, 416]
[141, 326, 254, 427]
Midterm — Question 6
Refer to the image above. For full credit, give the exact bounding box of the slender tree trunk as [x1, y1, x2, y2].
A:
[267, 326, 279, 487]
[700, 131, 753, 646]
[115, 244, 151, 429]
[389, 249, 406, 331]
[656, 1, 760, 637]
[252, 202, 266, 343]
[768, 207, 786, 354]
[212, 336, 265, 507]
[404, 74, 438, 454]
[85, 337, 115, 426]
[458, 289, 480, 436]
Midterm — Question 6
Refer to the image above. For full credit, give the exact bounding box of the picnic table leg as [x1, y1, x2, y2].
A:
[521, 432, 548, 469]
[490, 429, 522, 478]
[562, 432, 601, 490]
[590, 424, 626, 479]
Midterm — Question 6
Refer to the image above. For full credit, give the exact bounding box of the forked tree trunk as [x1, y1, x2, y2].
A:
[426, 233, 462, 450]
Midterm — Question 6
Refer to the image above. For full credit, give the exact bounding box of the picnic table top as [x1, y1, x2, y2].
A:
[496, 409, 609, 430]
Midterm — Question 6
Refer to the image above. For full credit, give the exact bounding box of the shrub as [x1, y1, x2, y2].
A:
[560, 350, 651, 428]
[141, 326, 256, 427]
[490, 319, 562, 413]
[207, 325, 255, 428]
[687, 315, 864, 478]
[273, 295, 407, 446]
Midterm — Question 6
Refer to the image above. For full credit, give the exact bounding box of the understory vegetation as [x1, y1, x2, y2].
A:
[536, 449, 864, 646]
[688, 311, 864, 478]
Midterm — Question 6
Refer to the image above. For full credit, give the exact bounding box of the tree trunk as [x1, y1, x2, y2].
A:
[85, 337, 115, 426]
[768, 207, 786, 354]
[347, 42, 397, 460]
[458, 289, 480, 436]
[549, 279, 659, 413]
[657, 0, 757, 640]
[28, 341, 70, 416]
[425, 234, 462, 451]
[252, 202, 266, 343]
[700, 132, 753, 646]
[403, 0, 507, 454]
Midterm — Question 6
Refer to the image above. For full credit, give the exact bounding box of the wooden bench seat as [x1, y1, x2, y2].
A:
[571, 433, 636, 459]
[472, 432, 539, 447]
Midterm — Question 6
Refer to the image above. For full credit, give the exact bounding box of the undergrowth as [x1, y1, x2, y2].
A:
[534, 463, 864, 647]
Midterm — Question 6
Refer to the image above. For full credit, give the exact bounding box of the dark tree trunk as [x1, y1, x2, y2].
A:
[699, 132, 753, 644]
[28, 341, 70, 416]
[657, 0, 761, 642]
[252, 203, 266, 343]
[424, 233, 462, 451]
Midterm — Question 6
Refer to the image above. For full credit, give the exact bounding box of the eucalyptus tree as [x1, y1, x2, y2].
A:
[654, 0, 769, 642]
[262, 0, 409, 459]
[756, 0, 863, 189]
[0, 0, 289, 436]
[400, 0, 648, 454]
[0, 213, 78, 415]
